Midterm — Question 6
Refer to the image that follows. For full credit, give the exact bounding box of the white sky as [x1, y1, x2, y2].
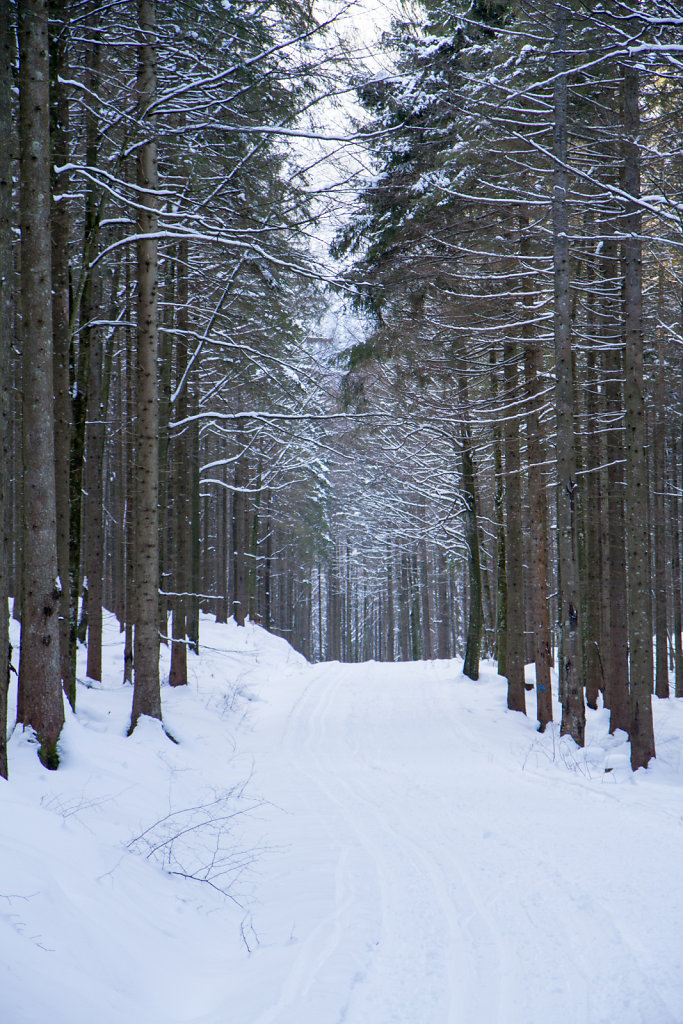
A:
[315, 0, 400, 52]
[296, 1, 403, 260]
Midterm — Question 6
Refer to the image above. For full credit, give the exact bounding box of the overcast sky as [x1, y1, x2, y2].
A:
[316, 0, 400, 49]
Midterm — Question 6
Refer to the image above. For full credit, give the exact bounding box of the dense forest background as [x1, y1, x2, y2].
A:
[2, 0, 683, 778]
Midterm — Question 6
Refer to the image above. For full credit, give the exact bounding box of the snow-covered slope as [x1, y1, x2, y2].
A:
[2, 613, 682, 1023]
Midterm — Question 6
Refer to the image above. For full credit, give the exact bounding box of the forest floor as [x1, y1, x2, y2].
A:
[2, 613, 683, 1024]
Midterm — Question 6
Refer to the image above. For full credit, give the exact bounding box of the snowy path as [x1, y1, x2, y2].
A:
[234, 657, 683, 1024]
[267, 665, 502, 1024]
[3, 618, 683, 1024]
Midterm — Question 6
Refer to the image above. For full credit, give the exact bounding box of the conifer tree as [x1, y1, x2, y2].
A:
[17, 0, 65, 767]
[0, 0, 12, 780]
[131, 0, 162, 731]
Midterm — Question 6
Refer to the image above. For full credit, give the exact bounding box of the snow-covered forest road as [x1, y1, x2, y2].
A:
[3, 617, 683, 1024]
[235, 653, 682, 1024]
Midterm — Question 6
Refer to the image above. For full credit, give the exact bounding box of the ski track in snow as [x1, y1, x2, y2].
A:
[281, 667, 500, 1024]
[245, 658, 683, 1024]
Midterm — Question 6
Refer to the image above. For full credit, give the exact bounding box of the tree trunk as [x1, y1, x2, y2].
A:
[436, 547, 450, 660]
[409, 551, 422, 661]
[327, 556, 341, 661]
[621, 62, 655, 769]
[232, 441, 248, 627]
[0, 0, 13, 779]
[553, 2, 584, 745]
[599, 213, 630, 732]
[671, 452, 683, 698]
[580, 213, 604, 712]
[398, 551, 410, 661]
[490, 351, 507, 677]
[123, 252, 134, 684]
[581, 347, 604, 711]
[263, 521, 272, 633]
[653, 268, 668, 699]
[157, 256, 174, 642]
[521, 210, 552, 730]
[248, 463, 262, 621]
[386, 543, 395, 661]
[215, 462, 228, 623]
[420, 538, 432, 660]
[455, 346, 483, 681]
[677, 277, 683, 699]
[10, 368, 22, 626]
[68, 1, 102, 697]
[462, 439, 483, 681]
[502, 339, 525, 709]
[187, 397, 201, 653]
[49, 0, 73, 707]
[169, 238, 190, 687]
[131, 0, 161, 730]
[111, 341, 126, 625]
[84, 297, 105, 682]
[17, 0, 65, 767]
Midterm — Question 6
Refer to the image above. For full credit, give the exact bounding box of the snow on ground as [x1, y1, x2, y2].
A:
[2, 612, 683, 1024]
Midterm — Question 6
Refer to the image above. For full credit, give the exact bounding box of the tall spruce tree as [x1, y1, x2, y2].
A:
[17, 0, 65, 767]
[130, 0, 162, 730]
[0, 0, 12, 780]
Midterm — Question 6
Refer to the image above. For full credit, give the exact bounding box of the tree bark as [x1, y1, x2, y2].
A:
[232, 439, 248, 627]
[157, 255, 174, 642]
[17, 0, 65, 767]
[0, 0, 13, 779]
[621, 62, 655, 769]
[169, 239, 190, 687]
[502, 339, 525, 710]
[187, 395, 201, 653]
[327, 555, 342, 661]
[596, 204, 630, 732]
[398, 551, 410, 661]
[49, 0, 73, 707]
[420, 538, 433, 660]
[68, 0, 101, 696]
[580, 213, 604, 712]
[122, 252, 134, 684]
[248, 462, 262, 621]
[671, 452, 683, 698]
[455, 343, 483, 682]
[215, 459, 228, 624]
[436, 547, 450, 660]
[84, 295, 105, 682]
[489, 350, 507, 677]
[131, 0, 161, 730]
[386, 543, 395, 661]
[409, 551, 422, 661]
[653, 268, 668, 698]
[677, 277, 683, 699]
[553, 2, 584, 745]
[521, 210, 552, 730]
[461, 439, 483, 681]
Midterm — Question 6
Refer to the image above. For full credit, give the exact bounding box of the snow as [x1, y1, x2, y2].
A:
[2, 612, 683, 1023]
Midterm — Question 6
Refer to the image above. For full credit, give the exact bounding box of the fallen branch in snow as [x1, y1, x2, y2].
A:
[240, 914, 259, 954]
[522, 725, 595, 778]
[127, 785, 265, 912]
